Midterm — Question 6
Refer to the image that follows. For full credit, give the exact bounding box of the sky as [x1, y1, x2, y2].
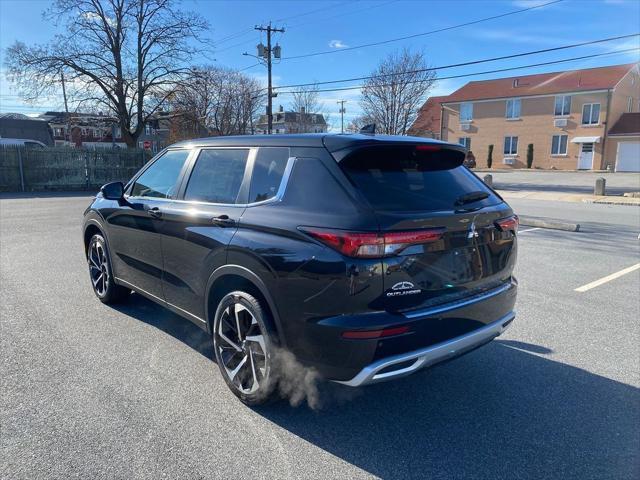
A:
[0, 0, 639, 130]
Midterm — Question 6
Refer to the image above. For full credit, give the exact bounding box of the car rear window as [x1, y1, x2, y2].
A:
[339, 145, 500, 212]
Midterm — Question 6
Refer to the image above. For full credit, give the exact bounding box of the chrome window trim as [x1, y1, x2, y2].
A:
[126, 155, 298, 208]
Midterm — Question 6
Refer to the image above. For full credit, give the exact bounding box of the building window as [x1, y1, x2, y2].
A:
[554, 95, 571, 116]
[458, 137, 471, 149]
[628, 96, 633, 113]
[503, 136, 518, 156]
[551, 134, 568, 155]
[582, 103, 600, 125]
[145, 124, 151, 135]
[505, 98, 521, 119]
[460, 102, 473, 122]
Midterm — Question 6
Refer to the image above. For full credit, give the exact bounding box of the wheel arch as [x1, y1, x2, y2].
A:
[83, 217, 122, 283]
[83, 221, 103, 254]
[205, 265, 285, 347]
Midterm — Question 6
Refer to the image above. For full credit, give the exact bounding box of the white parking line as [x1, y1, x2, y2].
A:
[519, 227, 541, 233]
[575, 263, 640, 292]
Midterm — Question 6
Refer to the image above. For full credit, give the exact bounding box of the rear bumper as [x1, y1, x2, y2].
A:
[290, 279, 517, 382]
[335, 312, 514, 387]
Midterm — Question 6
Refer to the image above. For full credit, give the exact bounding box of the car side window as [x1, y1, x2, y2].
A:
[249, 147, 290, 203]
[130, 149, 190, 199]
[184, 149, 249, 204]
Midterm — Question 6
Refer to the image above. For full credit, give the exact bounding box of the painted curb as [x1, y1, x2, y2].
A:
[519, 215, 580, 232]
[582, 198, 640, 207]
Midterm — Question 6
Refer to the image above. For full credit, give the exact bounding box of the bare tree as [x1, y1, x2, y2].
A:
[360, 49, 436, 135]
[4, 0, 209, 147]
[346, 114, 375, 133]
[171, 66, 264, 137]
[288, 84, 326, 133]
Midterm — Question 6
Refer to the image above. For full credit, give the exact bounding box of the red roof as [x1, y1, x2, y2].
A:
[442, 63, 637, 103]
[408, 96, 447, 137]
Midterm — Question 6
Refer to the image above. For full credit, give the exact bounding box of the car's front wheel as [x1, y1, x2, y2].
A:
[87, 233, 130, 304]
[212, 291, 276, 405]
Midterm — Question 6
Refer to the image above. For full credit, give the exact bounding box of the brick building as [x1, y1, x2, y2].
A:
[410, 63, 640, 171]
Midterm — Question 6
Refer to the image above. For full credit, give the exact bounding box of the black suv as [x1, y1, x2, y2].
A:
[83, 134, 518, 405]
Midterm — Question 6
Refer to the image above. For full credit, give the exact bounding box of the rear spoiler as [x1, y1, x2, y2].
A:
[324, 135, 467, 163]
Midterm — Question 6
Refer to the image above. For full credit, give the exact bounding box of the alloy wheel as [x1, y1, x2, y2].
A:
[88, 241, 109, 296]
[216, 301, 268, 394]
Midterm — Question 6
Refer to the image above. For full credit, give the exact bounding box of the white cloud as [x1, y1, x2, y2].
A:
[328, 40, 349, 49]
[82, 11, 116, 27]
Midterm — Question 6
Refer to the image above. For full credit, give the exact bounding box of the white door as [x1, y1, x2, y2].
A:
[615, 142, 640, 172]
[577, 143, 594, 170]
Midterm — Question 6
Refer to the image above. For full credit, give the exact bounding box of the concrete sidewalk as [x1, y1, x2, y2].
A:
[498, 189, 640, 206]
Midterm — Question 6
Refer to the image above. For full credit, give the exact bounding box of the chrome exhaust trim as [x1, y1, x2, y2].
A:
[335, 312, 515, 387]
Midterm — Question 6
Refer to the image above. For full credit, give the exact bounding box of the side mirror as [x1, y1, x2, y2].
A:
[100, 181, 124, 200]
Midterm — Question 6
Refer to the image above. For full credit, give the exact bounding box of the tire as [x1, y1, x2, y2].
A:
[87, 234, 130, 304]
[212, 291, 277, 406]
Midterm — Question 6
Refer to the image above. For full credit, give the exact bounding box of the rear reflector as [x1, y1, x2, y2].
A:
[495, 215, 519, 233]
[300, 227, 445, 258]
[342, 326, 410, 339]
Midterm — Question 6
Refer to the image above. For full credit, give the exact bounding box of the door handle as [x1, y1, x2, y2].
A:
[211, 214, 236, 227]
[147, 206, 162, 218]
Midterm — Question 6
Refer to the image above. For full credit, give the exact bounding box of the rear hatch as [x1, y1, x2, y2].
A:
[335, 141, 517, 312]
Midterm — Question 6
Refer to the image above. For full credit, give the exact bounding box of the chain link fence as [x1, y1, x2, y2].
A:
[0, 146, 152, 192]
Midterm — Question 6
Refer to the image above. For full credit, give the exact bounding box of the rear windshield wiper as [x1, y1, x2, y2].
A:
[455, 191, 490, 206]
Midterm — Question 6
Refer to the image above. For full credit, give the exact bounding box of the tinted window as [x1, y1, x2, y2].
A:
[249, 147, 289, 203]
[340, 146, 499, 212]
[131, 149, 189, 198]
[184, 149, 249, 204]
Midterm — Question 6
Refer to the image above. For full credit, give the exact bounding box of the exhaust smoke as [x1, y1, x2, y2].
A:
[270, 348, 361, 410]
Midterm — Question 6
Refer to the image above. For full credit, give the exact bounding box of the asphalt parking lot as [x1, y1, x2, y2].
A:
[1, 194, 639, 479]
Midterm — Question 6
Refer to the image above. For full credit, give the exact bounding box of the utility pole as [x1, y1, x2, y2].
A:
[60, 71, 72, 145]
[337, 100, 347, 134]
[253, 23, 284, 134]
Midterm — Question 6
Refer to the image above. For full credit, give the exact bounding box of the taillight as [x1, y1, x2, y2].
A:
[495, 215, 519, 233]
[300, 227, 445, 258]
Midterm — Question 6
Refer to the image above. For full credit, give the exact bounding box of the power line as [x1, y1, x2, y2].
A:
[283, 0, 564, 60]
[275, 1, 353, 23]
[285, 0, 399, 30]
[212, 1, 356, 52]
[237, 63, 261, 72]
[276, 48, 640, 94]
[273, 33, 639, 90]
